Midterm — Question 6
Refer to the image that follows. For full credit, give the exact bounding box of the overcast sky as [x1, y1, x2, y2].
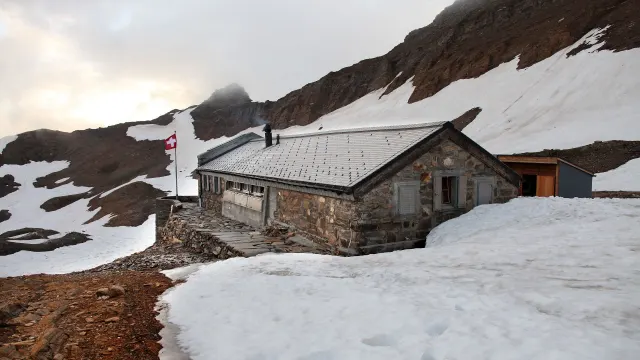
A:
[0, 0, 453, 137]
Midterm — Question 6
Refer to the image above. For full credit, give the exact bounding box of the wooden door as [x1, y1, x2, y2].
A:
[536, 176, 556, 197]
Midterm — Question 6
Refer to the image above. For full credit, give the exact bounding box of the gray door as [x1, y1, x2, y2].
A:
[476, 182, 493, 206]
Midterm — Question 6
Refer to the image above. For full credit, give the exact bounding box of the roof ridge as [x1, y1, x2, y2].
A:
[247, 121, 448, 142]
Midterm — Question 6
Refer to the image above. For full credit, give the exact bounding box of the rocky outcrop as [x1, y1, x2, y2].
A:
[0, 174, 20, 198]
[515, 140, 640, 173]
[452, 107, 483, 131]
[85, 182, 167, 227]
[0, 209, 9, 223]
[0, 232, 90, 256]
[40, 192, 90, 212]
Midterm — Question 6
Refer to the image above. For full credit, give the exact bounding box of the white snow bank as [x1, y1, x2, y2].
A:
[165, 197, 640, 360]
[0, 135, 17, 153]
[593, 158, 640, 192]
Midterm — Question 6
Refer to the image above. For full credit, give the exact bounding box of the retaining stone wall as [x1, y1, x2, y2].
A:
[159, 213, 244, 260]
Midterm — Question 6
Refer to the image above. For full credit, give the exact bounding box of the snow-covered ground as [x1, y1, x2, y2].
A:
[594, 158, 640, 192]
[164, 197, 640, 360]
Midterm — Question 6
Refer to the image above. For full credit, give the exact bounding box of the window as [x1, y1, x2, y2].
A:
[434, 174, 466, 210]
[395, 182, 420, 216]
[214, 176, 219, 193]
[442, 176, 458, 205]
[250, 185, 265, 196]
[202, 174, 209, 191]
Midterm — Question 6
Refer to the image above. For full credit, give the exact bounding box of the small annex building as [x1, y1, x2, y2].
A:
[196, 122, 520, 254]
[497, 155, 594, 198]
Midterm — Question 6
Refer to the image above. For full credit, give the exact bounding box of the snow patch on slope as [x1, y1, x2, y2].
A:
[164, 197, 640, 360]
[594, 158, 640, 191]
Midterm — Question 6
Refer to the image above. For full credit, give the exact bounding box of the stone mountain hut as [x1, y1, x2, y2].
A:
[196, 122, 520, 255]
[496, 155, 594, 198]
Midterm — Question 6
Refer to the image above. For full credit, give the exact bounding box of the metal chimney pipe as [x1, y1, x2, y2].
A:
[276, 134, 280, 145]
[263, 123, 273, 147]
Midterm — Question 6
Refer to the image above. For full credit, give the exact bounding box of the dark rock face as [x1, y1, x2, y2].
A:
[516, 140, 640, 173]
[0, 174, 20, 198]
[0, 231, 89, 256]
[40, 192, 90, 212]
[452, 108, 483, 131]
[85, 181, 167, 227]
[0, 209, 10, 223]
[202, 83, 252, 108]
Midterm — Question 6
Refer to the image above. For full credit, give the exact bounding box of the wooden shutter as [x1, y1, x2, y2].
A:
[457, 175, 467, 208]
[433, 176, 442, 211]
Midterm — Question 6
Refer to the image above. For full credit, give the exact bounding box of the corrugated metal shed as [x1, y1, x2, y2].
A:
[198, 122, 447, 189]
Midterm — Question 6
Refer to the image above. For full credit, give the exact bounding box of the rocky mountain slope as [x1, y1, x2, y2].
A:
[1, 0, 639, 275]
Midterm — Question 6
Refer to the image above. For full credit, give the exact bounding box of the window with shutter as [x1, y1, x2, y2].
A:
[395, 182, 420, 215]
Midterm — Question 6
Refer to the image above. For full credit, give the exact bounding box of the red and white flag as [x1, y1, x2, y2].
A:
[165, 134, 177, 150]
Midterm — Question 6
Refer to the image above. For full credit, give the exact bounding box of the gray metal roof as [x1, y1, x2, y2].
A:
[197, 132, 261, 166]
[198, 122, 447, 189]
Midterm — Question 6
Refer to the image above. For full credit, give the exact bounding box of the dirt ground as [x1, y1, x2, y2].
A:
[0, 271, 172, 360]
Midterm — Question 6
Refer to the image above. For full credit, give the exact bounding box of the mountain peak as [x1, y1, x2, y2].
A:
[202, 83, 252, 108]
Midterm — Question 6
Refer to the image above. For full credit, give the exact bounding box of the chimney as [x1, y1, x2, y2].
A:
[276, 134, 280, 145]
[263, 123, 273, 147]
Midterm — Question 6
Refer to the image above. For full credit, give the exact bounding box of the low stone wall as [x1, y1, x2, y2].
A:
[159, 216, 246, 259]
[155, 196, 198, 229]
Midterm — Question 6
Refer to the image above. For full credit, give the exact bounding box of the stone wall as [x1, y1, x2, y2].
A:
[354, 139, 519, 254]
[274, 189, 357, 251]
[155, 196, 197, 229]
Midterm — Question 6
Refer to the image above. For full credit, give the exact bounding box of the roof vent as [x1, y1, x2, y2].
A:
[263, 123, 273, 148]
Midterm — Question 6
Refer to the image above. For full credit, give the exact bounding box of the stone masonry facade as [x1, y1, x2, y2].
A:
[353, 139, 518, 253]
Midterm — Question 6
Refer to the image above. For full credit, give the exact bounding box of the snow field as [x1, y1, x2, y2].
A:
[0, 161, 156, 277]
[164, 197, 640, 360]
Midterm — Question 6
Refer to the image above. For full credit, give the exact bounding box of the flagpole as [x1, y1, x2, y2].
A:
[174, 131, 178, 200]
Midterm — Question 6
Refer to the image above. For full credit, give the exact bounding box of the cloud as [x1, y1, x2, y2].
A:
[0, 0, 453, 136]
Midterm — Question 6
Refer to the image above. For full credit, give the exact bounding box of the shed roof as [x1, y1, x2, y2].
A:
[198, 122, 447, 190]
[496, 155, 595, 176]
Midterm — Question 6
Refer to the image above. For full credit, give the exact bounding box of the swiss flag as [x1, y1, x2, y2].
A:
[165, 134, 177, 150]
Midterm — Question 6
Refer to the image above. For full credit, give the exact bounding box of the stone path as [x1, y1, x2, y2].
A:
[162, 203, 329, 259]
